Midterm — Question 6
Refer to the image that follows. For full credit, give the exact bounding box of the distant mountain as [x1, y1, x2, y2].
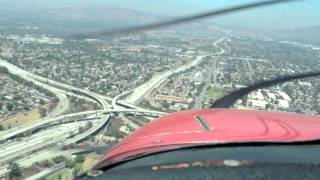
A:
[271, 26, 320, 46]
[0, 5, 163, 35]
[39, 6, 161, 27]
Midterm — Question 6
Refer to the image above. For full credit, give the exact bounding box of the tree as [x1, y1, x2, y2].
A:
[0, 124, 4, 131]
[78, 126, 85, 133]
[7, 104, 14, 111]
[0, 67, 9, 74]
[93, 103, 99, 110]
[69, 132, 75, 138]
[241, 95, 248, 106]
[39, 108, 47, 118]
[33, 162, 40, 167]
[162, 102, 170, 110]
[73, 163, 83, 177]
[52, 156, 67, 164]
[75, 155, 85, 163]
[232, 83, 236, 89]
[65, 159, 76, 168]
[23, 106, 29, 111]
[79, 99, 86, 105]
[41, 160, 51, 168]
[79, 104, 87, 111]
[265, 103, 272, 110]
[113, 130, 125, 139]
[85, 121, 93, 129]
[39, 99, 46, 105]
[7, 162, 22, 179]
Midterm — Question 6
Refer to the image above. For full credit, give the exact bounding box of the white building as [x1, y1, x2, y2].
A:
[249, 100, 267, 109]
[193, 72, 204, 85]
[279, 99, 289, 109]
[267, 92, 277, 100]
[278, 91, 291, 101]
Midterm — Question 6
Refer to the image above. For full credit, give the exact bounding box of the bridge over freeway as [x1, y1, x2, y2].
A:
[0, 109, 167, 141]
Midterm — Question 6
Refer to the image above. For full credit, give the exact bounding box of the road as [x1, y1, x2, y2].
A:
[0, 36, 227, 179]
[0, 122, 88, 163]
[0, 121, 90, 177]
[0, 55, 152, 179]
[0, 59, 114, 179]
[0, 59, 70, 119]
[0, 72, 112, 179]
[0, 59, 110, 110]
[25, 163, 65, 180]
[125, 55, 205, 105]
[45, 93, 69, 119]
[193, 37, 227, 109]
[148, 79, 169, 108]
[0, 107, 165, 178]
[245, 59, 254, 82]
[112, 91, 133, 110]
[125, 37, 227, 106]
[0, 109, 166, 141]
[193, 69, 211, 109]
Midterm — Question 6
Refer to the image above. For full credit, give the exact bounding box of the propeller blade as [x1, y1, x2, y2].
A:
[211, 71, 320, 108]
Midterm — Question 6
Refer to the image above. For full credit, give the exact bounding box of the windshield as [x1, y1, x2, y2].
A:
[0, 0, 319, 179]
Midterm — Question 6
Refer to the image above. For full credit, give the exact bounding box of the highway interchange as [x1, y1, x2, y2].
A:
[0, 37, 226, 178]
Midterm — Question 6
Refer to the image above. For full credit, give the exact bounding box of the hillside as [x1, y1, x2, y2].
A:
[0, 5, 162, 35]
[272, 26, 320, 46]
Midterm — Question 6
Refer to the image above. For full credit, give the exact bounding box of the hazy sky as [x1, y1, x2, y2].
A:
[101, 0, 320, 29]
[1, 0, 319, 29]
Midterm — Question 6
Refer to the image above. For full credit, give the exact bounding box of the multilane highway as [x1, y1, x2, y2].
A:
[0, 58, 70, 118]
[124, 37, 227, 105]
[0, 121, 92, 177]
[0, 37, 226, 179]
[0, 109, 165, 141]
[0, 59, 110, 110]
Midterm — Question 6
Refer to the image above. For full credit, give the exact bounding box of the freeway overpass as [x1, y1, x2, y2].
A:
[0, 121, 91, 169]
[124, 37, 227, 105]
[0, 109, 167, 141]
[124, 55, 206, 104]
[0, 117, 112, 177]
[0, 59, 110, 110]
[0, 59, 70, 118]
[0, 58, 169, 113]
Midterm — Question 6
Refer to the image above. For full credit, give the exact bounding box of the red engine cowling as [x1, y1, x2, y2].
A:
[97, 109, 320, 167]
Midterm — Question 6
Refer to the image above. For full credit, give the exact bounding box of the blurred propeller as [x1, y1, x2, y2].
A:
[70, 0, 302, 39]
[211, 71, 320, 108]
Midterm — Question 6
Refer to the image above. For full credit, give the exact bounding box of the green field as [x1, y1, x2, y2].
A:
[47, 169, 72, 180]
[206, 87, 226, 100]
[1, 108, 41, 130]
